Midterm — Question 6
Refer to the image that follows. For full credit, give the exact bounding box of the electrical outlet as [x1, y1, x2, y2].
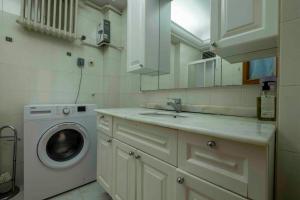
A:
[77, 58, 85, 68]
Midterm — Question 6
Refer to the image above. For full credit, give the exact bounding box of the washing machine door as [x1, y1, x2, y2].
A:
[37, 123, 90, 169]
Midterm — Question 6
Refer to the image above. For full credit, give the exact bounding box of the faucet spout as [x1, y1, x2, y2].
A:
[167, 98, 182, 113]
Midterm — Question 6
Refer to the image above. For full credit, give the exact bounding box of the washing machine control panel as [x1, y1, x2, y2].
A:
[62, 107, 71, 115]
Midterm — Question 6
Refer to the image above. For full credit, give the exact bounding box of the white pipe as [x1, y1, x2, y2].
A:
[53, 0, 57, 30]
[59, 0, 62, 32]
[47, 0, 51, 28]
[41, 0, 45, 28]
[69, 0, 73, 35]
[64, 0, 67, 34]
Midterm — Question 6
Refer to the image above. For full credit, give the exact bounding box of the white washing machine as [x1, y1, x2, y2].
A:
[23, 104, 97, 200]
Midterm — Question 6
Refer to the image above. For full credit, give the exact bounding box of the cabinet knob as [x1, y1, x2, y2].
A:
[207, 141, 217, 148]
[99, 115, 104, 119]
[177, 177, 185, 184]
[106, 139, 112, 143]
[135, 155, 141, 159]
[129, 151, 135, 156]
[211, 42, 217, 48]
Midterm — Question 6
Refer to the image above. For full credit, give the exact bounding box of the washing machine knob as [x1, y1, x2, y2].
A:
[63, 108, 70, 115]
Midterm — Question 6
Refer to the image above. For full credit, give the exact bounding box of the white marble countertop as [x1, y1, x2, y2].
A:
[95, 108, 276, 146]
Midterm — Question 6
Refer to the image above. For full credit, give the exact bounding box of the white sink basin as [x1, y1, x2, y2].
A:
[139, 112, 186, 118]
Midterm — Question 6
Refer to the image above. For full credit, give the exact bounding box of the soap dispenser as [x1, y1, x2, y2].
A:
[257, 81, 276, 121]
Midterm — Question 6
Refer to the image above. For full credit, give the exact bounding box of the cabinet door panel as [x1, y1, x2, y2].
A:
[113, 140, 136, 200]
[97, 132, 113, 195]
[136, 150, 176, 200]
[178, 132, 267, 199]
[176, 169, 247, 200]
[211, 0, 278, 61]
[97, 114, 113, 136]
[114, 118, 178, 166]
[221, 0, 262, 38]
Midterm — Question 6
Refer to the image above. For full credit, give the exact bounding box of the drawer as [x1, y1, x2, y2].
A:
[97, 114, 113, 136]
[113, 118, 178, 166]
[178, 131, 268, 199]
[176, 169, 247, 200]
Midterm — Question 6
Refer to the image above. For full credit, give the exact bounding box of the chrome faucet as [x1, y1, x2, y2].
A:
[167, 98, 182, 113]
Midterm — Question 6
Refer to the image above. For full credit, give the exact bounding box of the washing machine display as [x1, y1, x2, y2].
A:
[37, 123, 90, 169]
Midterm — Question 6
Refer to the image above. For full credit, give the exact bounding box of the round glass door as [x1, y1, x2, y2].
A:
[37, 123, 90, 169]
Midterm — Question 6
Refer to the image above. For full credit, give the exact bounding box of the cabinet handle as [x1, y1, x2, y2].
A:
[177, 177, 185, 184]
[99, 115, 105, 119]
[106, 139, 112, 143]
[129, 151, 135, 156]
[211, 42, 217, 48]
[207, 141, 217, 148]
[135, 155, 141, 159]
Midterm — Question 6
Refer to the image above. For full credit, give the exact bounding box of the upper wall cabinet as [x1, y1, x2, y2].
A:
[210, 0, 279, 63]
[127, 0, 170, 75]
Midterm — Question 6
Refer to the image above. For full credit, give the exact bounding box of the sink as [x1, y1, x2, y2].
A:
[139, 112, 186, 118]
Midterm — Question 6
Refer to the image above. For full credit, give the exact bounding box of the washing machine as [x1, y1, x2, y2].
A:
[23, 104, 97, 200]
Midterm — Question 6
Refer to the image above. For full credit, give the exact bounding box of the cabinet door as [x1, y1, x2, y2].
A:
[176, 169, 247, 200]
[97, 132, 113, 195]
[136, 150, 176, 200]
[113, 140, 136, 200]
[211, 0, 278, 62]
[127, 0, 145, 72]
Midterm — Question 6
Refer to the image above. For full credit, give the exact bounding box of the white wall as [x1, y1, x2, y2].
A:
[0, 0, 122, 185]
[276, 0, 300, 199]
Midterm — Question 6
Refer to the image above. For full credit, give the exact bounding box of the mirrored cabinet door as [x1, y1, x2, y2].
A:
[138, 0, 278, 91]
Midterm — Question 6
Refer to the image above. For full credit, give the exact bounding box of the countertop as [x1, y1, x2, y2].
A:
[95, 108, 276, 146]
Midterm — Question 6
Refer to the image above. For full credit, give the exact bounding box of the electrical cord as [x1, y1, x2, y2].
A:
[75, 67, 83, 104]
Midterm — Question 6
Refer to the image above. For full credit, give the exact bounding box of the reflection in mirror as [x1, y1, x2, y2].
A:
[243, 57, 277, 85]
[140, 72, 159, 91]
[140, 0, 277, 91]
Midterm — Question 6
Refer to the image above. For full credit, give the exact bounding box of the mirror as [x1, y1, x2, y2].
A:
[140, 0, 277, 91]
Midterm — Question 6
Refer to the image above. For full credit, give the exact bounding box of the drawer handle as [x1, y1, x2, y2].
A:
[106, 139, 112, 143]
[207, 141, 217, 148]
[177, 177, 185, 184]
[129, 151, 135, 156]
[135, 155, 141, 159]
[99, 115, 105, 119]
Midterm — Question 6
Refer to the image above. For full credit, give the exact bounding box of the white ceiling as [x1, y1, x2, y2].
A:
[171, 0, 211, 41]
[90, 0, 127, 10]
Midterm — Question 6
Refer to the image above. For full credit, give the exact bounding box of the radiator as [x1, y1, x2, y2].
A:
[17, 0, 78, 40]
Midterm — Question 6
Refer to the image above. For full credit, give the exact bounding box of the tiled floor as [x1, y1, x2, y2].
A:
[12, 182, 111, 200]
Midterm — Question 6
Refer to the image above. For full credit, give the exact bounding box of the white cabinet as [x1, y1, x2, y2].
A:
[97, 132, 113, 195]
[211, 0, 279, 63]
[112, 140, 136, 200]
[113, 118, 178, 166]
[96, 114, 274, 200]
[136, 150, 176, 200]
[97, 114, 113, 137]
[127, 0, 159, 74]
[127, 0, 170, 75]
[178, 132, 270, 200]
[176, 169, 247, 200]
[112, 139, 176, 200]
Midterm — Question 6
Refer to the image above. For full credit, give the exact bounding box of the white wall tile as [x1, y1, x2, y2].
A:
[2, 0, 20, 16]
[276, 150, 300, 200]
[278, 85, 300, 153]
[281, 0, 300, 22]
[280, 18, 300, 86]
